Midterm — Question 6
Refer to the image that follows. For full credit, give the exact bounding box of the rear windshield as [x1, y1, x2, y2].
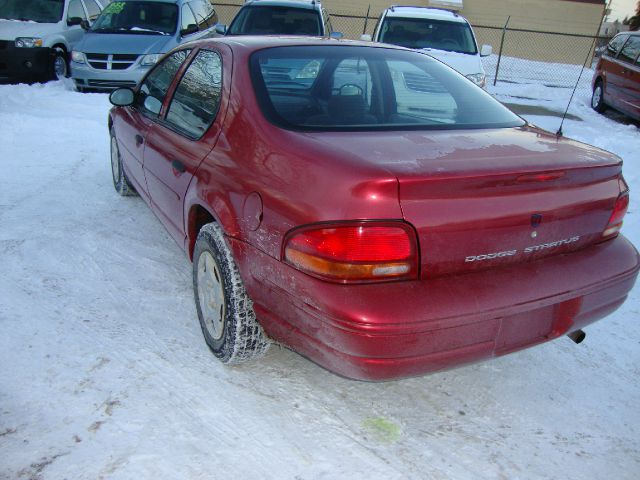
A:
[91, 1, 178, 35]
[228, 6, 321, 36]
[380, 17, 477, 54]
[0, 0, 64, 23]
[251, 46, 524, 131]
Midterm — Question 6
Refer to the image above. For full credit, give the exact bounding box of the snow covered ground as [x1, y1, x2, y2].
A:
[0, 74, 639, 480]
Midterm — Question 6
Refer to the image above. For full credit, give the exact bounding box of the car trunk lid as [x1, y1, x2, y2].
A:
[306, 126, 624, 278]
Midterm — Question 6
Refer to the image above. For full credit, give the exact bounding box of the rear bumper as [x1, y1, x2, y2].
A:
[0, 42, 51, 81]
[71, 61, 149, 91]
[230, 235, 639, 381]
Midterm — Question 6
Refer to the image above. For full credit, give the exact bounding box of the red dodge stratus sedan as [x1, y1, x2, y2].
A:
[108, 36, 639, 381]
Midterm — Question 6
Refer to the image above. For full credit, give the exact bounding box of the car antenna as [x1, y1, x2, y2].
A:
[362, 4, 371, 37]
[556, 36, 599, 138]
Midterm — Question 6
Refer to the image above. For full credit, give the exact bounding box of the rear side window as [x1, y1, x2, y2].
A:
[228, 6, 321, 35]
[166, 50, 223, 138]
[137, 50, 191, 117]
[618, 36, 640, 64]
[607, 34, 627, 57]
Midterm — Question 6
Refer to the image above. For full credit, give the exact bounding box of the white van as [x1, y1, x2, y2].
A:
[0, 0, 107, 82]
[362, 6, 492, 88]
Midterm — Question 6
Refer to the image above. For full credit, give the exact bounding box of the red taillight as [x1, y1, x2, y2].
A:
[283, 222, 419, 283]
[603, 192, 629, 239]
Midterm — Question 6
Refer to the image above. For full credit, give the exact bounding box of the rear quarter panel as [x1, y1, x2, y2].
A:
[186, 44, 404, 261]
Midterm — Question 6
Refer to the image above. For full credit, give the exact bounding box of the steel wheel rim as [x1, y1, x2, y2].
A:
[54, 55, 67, 78]
[197, 251, 226, 341]
[111, 137, 121, 185]
[592, 85, 602, 108]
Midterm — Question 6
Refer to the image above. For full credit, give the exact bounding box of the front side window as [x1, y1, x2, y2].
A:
[251, 46, 524, 131]
[607, 34, 628, 57]
[0, 0, 64, 23]
[380, 17, 477, 54]
[137, 49, 191, 117]
[181, 4, 197, 31]
[189, 0, 217, 29]
[67, 0, 86, 21]
[618, 36, 640, 64]
[228, 6, 321, 36]
[83, 0, 101, 21]
[166, 50, 223, 138]
[91, 1, 178, 34]
[321, 8, 331, 34]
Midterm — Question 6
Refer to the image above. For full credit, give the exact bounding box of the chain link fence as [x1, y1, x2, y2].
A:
[474, 24, 606, 95]
[215, 2, 242, 24]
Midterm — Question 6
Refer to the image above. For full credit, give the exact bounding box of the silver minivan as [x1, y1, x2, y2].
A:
[71, 0, 217, 91]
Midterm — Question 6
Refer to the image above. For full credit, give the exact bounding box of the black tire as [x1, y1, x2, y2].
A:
[109, 128, 137, 196]
[591, 80, 606, 113]
[52, 47, 68, 80]
[193, 223, 270, 364]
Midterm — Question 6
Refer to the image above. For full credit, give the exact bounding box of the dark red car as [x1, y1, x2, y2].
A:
[592, 31, 640, 121]
[108, 37, 639, 381]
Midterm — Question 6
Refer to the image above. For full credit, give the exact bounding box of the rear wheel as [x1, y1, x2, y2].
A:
[110, 128, 137, 196]
[193, 223, 270, 364]
[591, 80, 606, 113]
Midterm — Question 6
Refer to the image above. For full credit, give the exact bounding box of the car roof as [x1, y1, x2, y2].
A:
[241, 0, 321, 10]
[383, 6, 467, 24]
[194, 35, 405, 52]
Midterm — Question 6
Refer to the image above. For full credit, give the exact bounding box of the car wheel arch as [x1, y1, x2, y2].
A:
[52, 42, 68, 53]
[186, 201, 240, 261]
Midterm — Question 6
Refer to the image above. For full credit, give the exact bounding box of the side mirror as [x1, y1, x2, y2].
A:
[360, 34, 372, 41]
[180, 24, 198, 36]
[480, 44, 493, 57]
[67, 16, 83, 27]
[80, 19, 90, 30]
[330, 31, 343, 40]
[215, 24, 227, 35]
[109, 88, 135, 107]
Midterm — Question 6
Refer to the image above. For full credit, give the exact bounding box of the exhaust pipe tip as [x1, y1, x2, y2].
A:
[568, 329, 586, 344]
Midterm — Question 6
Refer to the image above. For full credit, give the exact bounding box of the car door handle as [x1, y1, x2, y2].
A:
[171, 159, 186, 173]
[135, 134, 144, 146]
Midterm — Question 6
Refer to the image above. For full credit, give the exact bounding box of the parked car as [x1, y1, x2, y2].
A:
[215, 0, 336, 37]
[0, 0, 108, 82]
[592, 31, 640, 122]
[71, 0, 217, 91]
[362, 6, 491, 88]
[107, 37, 639, 381]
